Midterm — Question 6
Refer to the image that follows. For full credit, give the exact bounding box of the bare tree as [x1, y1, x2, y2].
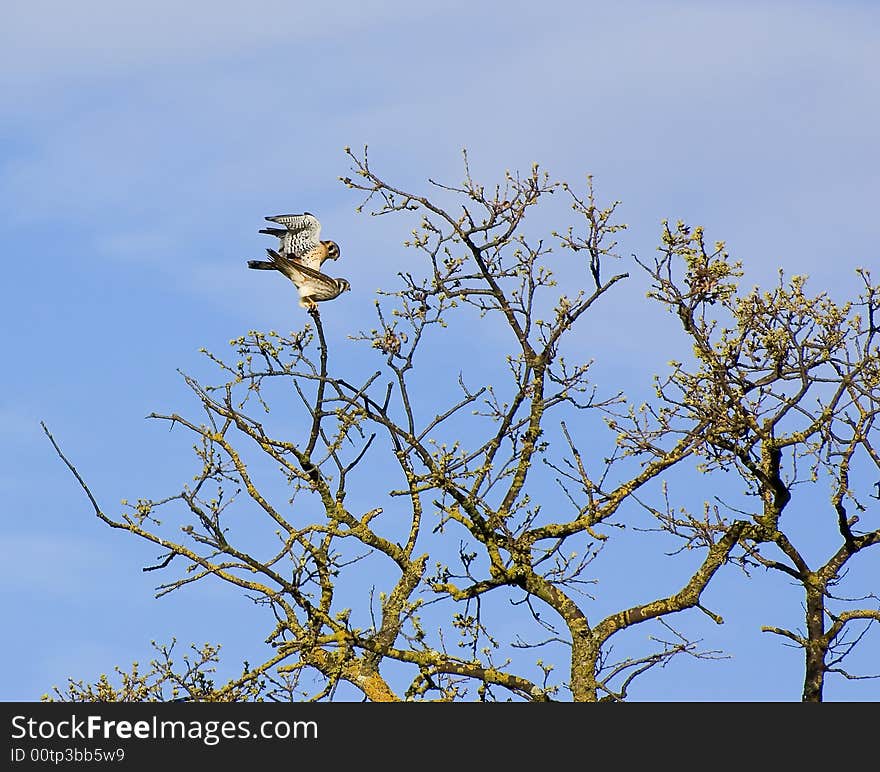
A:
[636, 224, 880, 700]
[45, 150, 880, 701]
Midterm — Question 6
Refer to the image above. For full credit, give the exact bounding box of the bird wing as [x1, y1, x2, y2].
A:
[279, 257, 335, 284]
[263, 250, 347, 305]
[264, 213, 322, 258]
[258, 226, 299, 257]
[263, 247, 329, 284]
[258, 227, 288, 238]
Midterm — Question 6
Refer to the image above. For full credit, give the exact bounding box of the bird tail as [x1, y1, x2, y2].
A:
[247, 260, 276, 270]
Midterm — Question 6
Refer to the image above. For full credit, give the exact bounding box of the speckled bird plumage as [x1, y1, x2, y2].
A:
[247, 212, 349, 310]
[259, 212, 340, 270]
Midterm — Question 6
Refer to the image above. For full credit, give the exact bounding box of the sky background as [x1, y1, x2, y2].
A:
[2, 1, 879, 701]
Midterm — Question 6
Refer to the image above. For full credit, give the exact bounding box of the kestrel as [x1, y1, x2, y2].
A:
[256, 212, 340, 270]
[687, 266, 721, 304]
[249, 248, 350, 310]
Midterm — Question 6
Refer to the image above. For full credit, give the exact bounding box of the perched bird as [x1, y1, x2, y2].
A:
[255, 212, 340, 270]
[686, 266, 721, 304]
[249, 249, 350, 310]
[248, 212, 347, 310]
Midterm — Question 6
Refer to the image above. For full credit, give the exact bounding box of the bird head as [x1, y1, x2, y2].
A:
[338, 278, 352, 294]
[323, 240, 341, 260]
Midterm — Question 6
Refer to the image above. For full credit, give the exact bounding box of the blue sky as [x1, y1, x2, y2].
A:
[2, 1, 879, 700]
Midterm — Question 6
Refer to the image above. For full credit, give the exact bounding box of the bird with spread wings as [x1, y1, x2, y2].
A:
[247, 212, 350, 309]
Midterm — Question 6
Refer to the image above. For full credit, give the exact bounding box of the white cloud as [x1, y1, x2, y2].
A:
[1, 0, 457, 82]
[3, 1, 878, 346]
